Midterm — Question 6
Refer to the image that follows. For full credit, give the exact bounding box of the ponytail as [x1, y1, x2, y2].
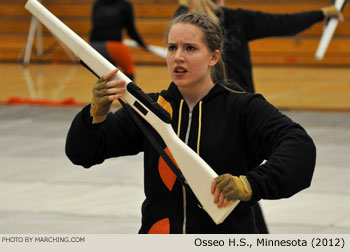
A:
[192, 0, 221, 25]
[212, 57, 226, 84]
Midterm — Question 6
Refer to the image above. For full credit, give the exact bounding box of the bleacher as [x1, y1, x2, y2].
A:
[0, 0, 349, 65]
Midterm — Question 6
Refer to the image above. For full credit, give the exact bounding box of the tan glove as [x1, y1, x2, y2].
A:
[90, 77, 112, 118]
[214, 174, 252, 201]
[321, 6, 341, 19]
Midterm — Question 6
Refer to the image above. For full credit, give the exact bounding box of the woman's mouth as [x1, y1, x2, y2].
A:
[174, 66, 187, 77]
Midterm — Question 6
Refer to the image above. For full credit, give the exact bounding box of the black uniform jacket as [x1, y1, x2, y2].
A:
[65, 83, 316, 233]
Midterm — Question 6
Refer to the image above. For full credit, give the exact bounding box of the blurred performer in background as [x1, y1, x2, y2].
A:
[176, 0, 343, 93]
[90, 0, 148, 81]
[175, 0, 342, 234]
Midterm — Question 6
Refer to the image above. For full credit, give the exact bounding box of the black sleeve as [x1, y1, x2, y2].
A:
[124, 2, 146, 48]
[242, 95, 316, 201]
[238, 8, 324, 41]
[65, 104, 144, 168]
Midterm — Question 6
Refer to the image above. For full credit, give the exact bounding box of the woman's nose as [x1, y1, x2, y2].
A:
[174, 49, 184, 62]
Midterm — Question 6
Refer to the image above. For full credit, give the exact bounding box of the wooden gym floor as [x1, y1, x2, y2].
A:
[1, 62, 350, 234]
[0, 62, 349, 111]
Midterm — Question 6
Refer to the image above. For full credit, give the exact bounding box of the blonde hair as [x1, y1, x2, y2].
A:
[192, 0, 220, 24]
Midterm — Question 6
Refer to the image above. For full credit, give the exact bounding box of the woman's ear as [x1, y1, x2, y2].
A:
[209, 49, 220, 67]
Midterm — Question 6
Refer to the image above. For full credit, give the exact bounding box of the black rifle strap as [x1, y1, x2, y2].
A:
[118, 99, 188, 187]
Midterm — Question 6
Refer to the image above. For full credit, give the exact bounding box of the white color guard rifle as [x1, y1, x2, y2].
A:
[315, 0, 347, 60]
[24, 0, 239, 224]
[123, 39, 167, 59]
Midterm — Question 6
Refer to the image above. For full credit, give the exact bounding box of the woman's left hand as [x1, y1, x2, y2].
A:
[211, 174, 252, 208]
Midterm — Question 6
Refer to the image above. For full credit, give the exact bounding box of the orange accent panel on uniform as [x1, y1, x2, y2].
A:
[157, 95, 173, 119]
[148, 218, 170, 234]
[158, 147, 179, 191]
[106, 41, 134, 75]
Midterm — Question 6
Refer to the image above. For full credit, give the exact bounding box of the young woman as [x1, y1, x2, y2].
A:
[65, 13, 316, 233]
[176, 0, 342, 233]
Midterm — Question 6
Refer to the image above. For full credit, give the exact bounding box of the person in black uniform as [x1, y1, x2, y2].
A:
[90, 0, 148, 81]
[176, 0, 342, 233]
[65, 13, 316, 234]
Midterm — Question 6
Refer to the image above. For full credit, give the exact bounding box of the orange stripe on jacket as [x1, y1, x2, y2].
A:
[157, 95, 173, 119]
[157, 96, 177, 190]
[148, 218, 170, 234]
[158, 147, 179, 191]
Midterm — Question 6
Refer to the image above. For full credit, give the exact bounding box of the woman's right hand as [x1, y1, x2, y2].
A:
[211, 174, 252, 208]
[90, 68, 126, 123]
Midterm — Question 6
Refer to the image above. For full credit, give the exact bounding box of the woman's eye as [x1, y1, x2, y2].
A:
[168, 45, 176, 51]
[186, 46, 196, 51]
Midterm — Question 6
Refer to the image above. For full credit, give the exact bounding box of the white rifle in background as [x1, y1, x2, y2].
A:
[123, 39, 167, 59]
[315, 0, 347, 61]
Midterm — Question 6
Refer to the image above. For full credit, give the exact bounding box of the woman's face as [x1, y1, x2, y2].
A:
[166, 23, 218, 91]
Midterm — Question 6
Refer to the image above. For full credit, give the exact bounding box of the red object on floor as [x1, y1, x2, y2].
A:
[2, 97, 85, 107]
